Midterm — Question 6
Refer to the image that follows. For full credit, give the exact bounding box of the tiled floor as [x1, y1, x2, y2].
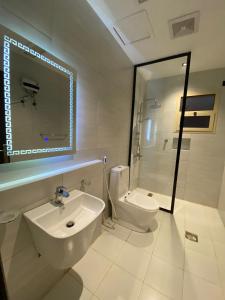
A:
[43, 200, 225, 300]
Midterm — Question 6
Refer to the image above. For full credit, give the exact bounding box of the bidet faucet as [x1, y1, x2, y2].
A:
[54, 186, 70, 205]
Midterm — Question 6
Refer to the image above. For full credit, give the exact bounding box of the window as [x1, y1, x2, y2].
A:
[176, 94, 218, 132]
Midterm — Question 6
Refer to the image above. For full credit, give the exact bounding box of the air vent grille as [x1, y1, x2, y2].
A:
[169, 11, 200, 39]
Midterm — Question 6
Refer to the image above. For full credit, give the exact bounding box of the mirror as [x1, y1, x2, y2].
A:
[0, 25, 76, 164]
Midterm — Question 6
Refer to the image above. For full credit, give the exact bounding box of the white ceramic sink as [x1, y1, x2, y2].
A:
[24, 189, 105, 269]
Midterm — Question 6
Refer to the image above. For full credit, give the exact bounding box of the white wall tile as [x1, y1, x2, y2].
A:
[136, 68, 225, 208]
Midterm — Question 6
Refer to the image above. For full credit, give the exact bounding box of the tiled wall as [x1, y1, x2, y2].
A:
[0, 0, 133, 299]
[138, 68, 225, 207]
[0, 162, 103, 300]
[218, 163, 225, 226]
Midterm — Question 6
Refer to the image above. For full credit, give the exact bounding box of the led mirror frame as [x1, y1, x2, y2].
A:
[3, 35, 74, 156]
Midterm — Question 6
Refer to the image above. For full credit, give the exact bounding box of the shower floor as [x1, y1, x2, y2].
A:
[134, 187, 182, 210]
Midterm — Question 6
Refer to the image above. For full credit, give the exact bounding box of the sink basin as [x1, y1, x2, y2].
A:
[24, 190, 105, 269]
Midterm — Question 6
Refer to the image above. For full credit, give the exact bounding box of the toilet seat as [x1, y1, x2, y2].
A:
[124, 192, 159, 211]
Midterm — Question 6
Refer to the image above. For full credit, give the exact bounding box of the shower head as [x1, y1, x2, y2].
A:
[145, 98, 161, 109]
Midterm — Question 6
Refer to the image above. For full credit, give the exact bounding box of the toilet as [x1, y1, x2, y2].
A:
[109, 165, 159, 232]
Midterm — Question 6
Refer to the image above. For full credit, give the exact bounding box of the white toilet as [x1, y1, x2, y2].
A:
[109, 165, 159, 232]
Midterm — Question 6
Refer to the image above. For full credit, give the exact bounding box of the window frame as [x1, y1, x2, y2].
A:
[175, 94, 218, 133]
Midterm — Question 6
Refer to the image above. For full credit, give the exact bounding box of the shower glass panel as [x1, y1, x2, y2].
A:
[130, 54, 191, 212]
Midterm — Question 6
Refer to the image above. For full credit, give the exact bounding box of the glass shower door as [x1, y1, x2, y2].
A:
[130, 53, 191, 212]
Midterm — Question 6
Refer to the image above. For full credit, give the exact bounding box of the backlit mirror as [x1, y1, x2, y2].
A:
[0, 25, 76, 164]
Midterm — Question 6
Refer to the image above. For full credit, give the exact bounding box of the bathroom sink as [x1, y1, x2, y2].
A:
[24, 190, 105, 269]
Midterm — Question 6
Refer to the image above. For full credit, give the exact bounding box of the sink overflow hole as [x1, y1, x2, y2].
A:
[185, 231, 198, 242]
[66, 221, 75, 228]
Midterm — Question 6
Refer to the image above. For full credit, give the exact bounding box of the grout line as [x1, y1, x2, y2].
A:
[181, 263, 185, 300]
[143, 279, 177, 300]
[184, 268, 222, 287]
[93, 263, 114, 297]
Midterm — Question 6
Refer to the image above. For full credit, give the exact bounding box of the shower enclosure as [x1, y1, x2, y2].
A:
[129, 53, 191, 213]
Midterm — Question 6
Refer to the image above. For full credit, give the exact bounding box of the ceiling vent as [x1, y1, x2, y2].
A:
[169, 11, 200, 39]
[113, 10, 153, 45]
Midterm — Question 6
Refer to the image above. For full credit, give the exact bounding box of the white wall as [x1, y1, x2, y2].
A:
[218, 165, 225, 225]
[218, 88, 225, 224]
[0, 0, 133, 299]
[138, 68, 225, 208]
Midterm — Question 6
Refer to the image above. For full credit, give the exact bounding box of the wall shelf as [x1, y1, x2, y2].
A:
[0, 159, 102, 192]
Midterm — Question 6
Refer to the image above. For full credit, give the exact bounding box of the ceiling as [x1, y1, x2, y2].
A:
[87, 0, 225, 73]
[139, 57, 187, 80]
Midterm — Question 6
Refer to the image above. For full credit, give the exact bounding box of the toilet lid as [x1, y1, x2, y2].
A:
[126, 193, 159, 211]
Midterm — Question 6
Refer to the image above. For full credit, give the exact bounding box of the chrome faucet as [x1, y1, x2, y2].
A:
[54, 186, 70, 205]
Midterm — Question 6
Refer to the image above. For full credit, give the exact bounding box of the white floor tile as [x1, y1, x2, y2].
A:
[138, 284, 170, 300]
[160, 217, 185, 246]
[43, 273, 92, 300]
[114, 242, 151, 280]
[185, 219, 210, 240]
[185, 203, 206, 222]
[70, 249, 112, 293]
[153, 233, 185, 269]
[213, 241, 225, 264]
[91, 231, 125, 261]
[95, 265, 142, 300]
[204, 207, 224, 227]
[127, 231, 157, 254]
[210, 225, 225, 244]
[144, 256, 183, 300]
[183, 272, 224, 300]
[103, 221, 131, 241]
[217, 261, 225, 297]
[184, 250, 220, 285]
[185, 235, 215, 257]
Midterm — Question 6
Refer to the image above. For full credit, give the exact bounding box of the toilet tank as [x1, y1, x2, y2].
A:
[109, 166, 129, 202]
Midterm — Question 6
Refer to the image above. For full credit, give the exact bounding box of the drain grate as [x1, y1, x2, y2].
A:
[185, 231, 198, 242]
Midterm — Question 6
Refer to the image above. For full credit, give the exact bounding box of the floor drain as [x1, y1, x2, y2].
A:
[66, 221, 75, 228]
[147, 193, 153, 197]
[185, 231, 198, 242]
